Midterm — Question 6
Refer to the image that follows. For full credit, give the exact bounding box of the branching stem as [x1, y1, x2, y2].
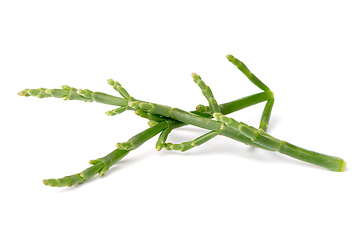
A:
[19, 54, 346, 187]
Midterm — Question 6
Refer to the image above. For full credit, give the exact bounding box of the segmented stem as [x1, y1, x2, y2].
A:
[134, 109, 165, 122]
[20, 54, 346, 189]
[107, 79, 133, 100]
[226, 54, 270, 91]
[77, 88, 128, 106]
[18, 85, 129, 107]
[259, 98, 275, 132]
[43, 121, 169, 187]
[18, 85, 91, 101]
[164, 130, 218, 152]
[156, 127, 171, 151]
[128, 100, 272, 150]
[40, 88, 277, 187]
[214, 113, 346, 171]
[192, 73, 221, 113]
[105, 106, 128, 116]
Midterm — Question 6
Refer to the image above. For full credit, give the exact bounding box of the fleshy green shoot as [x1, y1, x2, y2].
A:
[18, 55, 346, 187]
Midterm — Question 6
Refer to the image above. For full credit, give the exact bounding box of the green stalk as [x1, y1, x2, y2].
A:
[213, 113, 346, 171]
[128, 100, 346, 171]
[226, 54, 270, 91]
[20, 54, 346, 189]
[40, 93, 276, 187]
[43, 121, 169, 187]
[156, 127, 171, 151]
[129, 100, 274, 150]
[218, 91, 274, 115]
[18, 86, 128, 106]
[164, 130, 218, 152]
[259, 98, 274, 132]
[192, 72, 221, 113]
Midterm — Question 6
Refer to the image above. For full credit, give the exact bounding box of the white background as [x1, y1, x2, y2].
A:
[1, 1, 359, 239]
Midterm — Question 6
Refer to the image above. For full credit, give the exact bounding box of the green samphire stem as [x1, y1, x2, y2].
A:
[18, 54, 346, 187]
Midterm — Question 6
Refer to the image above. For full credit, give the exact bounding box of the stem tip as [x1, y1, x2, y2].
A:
[338, 160, 347, 172]
[226, 54, 234, 61]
